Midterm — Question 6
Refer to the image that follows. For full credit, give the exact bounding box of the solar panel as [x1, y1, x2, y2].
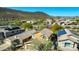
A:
[57, 30, 67, 37]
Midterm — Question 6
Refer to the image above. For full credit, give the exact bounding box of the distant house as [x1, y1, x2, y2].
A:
[26, 20, 34, 24]
[57, 29, 79, 51]
[21, 20, 27, 23]
[45, 19, 53, 27]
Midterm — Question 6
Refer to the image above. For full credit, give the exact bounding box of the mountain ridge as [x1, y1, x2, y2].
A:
[0, 7, 51, 20]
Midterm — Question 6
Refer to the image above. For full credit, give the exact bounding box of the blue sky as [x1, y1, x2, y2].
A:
[8, 7, 79, 16]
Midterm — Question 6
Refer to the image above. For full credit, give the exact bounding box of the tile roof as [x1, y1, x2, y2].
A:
[40, 28, 53, 38]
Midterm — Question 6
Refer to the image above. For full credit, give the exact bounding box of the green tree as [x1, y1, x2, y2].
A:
[21, 22, 33, 30]
[38, 41, 53, 51]
[51, 23, 64, 34]
[9, 19, 21, 26]
[32, 38, 53, 51]
[76, 19, 79, 24]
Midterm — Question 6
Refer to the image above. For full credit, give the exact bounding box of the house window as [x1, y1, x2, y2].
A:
[64, 42, 71, 47]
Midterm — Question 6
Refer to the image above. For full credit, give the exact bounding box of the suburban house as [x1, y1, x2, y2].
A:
[57, 29, 79, 51]
[32, 28, 53, 42]
[0, 30, 36, 51]
[21, 28, 53, 51]
[0, 39, 12, 51]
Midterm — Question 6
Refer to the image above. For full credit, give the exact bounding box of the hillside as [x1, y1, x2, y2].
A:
[0, 7, 51, 20]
